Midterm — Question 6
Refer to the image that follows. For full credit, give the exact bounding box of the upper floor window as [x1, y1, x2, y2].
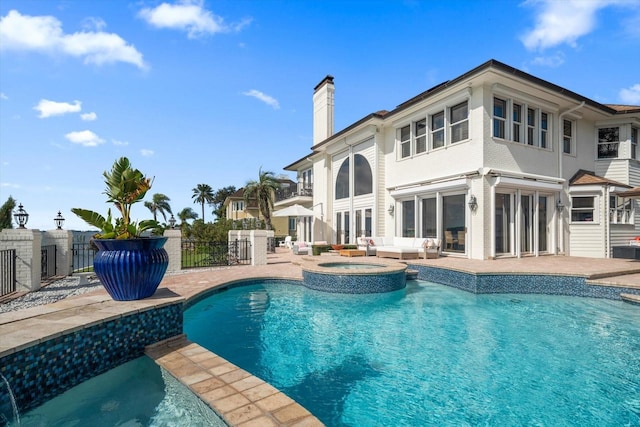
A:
[431, 111, 445, 149]
[415, 119, 427, 154]
[632, 127, 638, 160]
[450, 101, 469, 143]
[610, 195, 633, 224]
[563, 119, 574, 154]
[353, 154, 373, 196]
[399, 125, 411, 159]
[571, 196, 595, 222]
[492, 96, 552, 149]
[597, 127, 619, 159]
[232, 201, 244, 211]
[336, 158, 350, 199]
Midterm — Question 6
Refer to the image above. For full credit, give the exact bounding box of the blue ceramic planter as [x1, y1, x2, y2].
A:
[93, 237, 169, 301]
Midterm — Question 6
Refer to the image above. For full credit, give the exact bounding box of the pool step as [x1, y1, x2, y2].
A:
[621, 293, 640, 305]
[406, 269, 419, 280]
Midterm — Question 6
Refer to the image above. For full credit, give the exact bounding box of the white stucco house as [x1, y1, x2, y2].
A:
[277, 59, 640, 259]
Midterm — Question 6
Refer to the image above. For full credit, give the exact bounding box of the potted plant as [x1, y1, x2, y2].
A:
[72, 157, 168, 301]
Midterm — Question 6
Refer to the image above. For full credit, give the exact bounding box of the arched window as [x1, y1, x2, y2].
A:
[354, 154, 372, 196]
[335, 158, 349, 199]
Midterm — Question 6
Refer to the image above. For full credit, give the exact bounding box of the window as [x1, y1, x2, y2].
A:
[513, 103, 522, 143]
[563, 119, 573, 154]
[540, 112, 549, 148]
[450, 101, 469, 143]
[571, 197, 595, 222]
[232, 201, 244, 211]
[335, 158, 349, 199]
[402, 200, 415, 237]
[288, 217, 296, 231]
[598, 127, 619, 158]
[399, 125, 411, 158]
[421, 198, 437, 237]
[632, 127, 638, 160]
[610, 195, 633, 224]
[526, 108, 536, 146]
[431, 111, 445, 149]
[493, 97, 506, 139]
[415, 119, 427, 154]
[353, 154, 372, 196]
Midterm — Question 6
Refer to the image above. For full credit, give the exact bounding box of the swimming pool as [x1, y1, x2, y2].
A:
[9, 356, 225, 427]
[184, 279, 640, 426]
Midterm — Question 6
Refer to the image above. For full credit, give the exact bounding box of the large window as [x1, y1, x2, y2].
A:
[563, 119, 574, 154]
[571, 197, 595, 222]
[598, 127, 619, 159]
[402, 200, 415, 237]
[335, 158, 350, 199]
[493, 97, 506, 139]
[450, 101, 469, 143]
[495, 193, 512, 254]
[431, 111, 445, 149]
[421, 198, 437, 237]
[353, 154, 372, 196]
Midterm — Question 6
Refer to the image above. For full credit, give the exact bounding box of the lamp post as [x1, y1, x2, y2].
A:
[54, 211, 65, 230]
[14, 203, 29, 229]
[168, 214, 176, 229]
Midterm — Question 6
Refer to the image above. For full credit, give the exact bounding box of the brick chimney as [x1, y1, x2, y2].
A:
[313, 75, 334, 145]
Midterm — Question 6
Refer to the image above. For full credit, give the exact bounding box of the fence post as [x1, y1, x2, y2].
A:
[163, 229, 182, 273]
[42, 229, 73, 276]
[0, 228, 42, 292]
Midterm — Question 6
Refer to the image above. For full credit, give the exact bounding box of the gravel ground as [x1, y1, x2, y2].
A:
[0, 276, 103, 313]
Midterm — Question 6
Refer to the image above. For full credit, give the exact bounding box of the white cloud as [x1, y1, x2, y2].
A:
[0, 182, 20, 188]
[242, 89, 280, 109]
[138, 0, 251, 39]
[112, 139, 129, 146]
[530, 51, 565, 67]
[80, 112, 97, 121]
[65, 130, 105, 147]
[520, 0, 636, 51]
[0, 10, 146, 69]
[140, 149, 154, 156]
[81, 17, 106, 32]
[0, 92, 7, 100]
[34, 99, 81, 118]
[619, 83, 640, 104]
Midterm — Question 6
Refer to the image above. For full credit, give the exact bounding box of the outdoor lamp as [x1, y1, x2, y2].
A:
[14, 203, 29, 228]
[168, 214, 177, 229]
[556, 199, 564, 212]
[468, 195, 478, 212]
[388, 204, 395, 215]
[54, 211, 65, 230]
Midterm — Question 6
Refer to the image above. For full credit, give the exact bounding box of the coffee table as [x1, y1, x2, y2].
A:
[339, 249, 366, 257]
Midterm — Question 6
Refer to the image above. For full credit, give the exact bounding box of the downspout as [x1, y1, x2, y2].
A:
[557, 101, 585, 255]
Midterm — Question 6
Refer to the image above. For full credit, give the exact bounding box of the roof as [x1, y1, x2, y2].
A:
[618, 187, 640, 198]
[569, 170, 631, 188]
[604, 104, 640, 114]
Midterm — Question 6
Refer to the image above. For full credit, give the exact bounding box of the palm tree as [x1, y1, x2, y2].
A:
[144, 193, 172, 222]
[177, 207, 198, 225]
[243, 167, 281, 230]
[192, 184, 215, 222]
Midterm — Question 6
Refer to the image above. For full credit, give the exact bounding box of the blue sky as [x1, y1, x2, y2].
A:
[1, 0, 639, 230]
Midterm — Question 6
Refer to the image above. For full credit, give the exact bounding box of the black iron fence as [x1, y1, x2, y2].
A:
[41, 245, 57, 280]
[182, 239, 251, 269]
[0, 249, 16, 297]
[267, 237, 276, 253]
[72, 242, 97, 272]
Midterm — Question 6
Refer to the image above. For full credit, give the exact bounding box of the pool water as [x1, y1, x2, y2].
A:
[184, 280, 640, 427]
[316, 262, 383, 269]
[11, 356, 225, 427]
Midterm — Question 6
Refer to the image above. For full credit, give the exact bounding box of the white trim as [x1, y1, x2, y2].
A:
[494, 176, 563, 192]
[492, 83, 559, 112]
[390, 178, 469, 198]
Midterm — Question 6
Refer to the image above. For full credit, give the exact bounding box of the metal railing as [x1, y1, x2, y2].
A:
[73, 243, 97, 272]
[182, 239, 252, 269]
[41, 245, 57, 280]
[0, 249, 16, 297]
[274, 186, 313, 202]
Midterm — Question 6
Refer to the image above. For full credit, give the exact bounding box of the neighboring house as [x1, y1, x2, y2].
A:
[224, 178, 296, 238]
[283, 59, 640, 259]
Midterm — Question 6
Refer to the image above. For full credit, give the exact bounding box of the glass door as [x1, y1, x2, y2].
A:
[495, 193, 513, 255]
[520, 194, 533, 254]
[538, 196, 548, 253]
[443, 195, 465, 253]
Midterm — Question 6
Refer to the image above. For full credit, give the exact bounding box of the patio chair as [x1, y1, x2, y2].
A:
[280, 236, 292, 249]
[445, 231, 457, 249]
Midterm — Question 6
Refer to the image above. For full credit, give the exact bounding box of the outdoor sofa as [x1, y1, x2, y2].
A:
[359, 236, 440, 260]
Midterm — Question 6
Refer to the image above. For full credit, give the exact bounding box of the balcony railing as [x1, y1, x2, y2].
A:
[274, 186, 313, 202]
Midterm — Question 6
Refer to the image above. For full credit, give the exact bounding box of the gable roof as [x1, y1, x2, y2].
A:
[569, 169, 631, 188]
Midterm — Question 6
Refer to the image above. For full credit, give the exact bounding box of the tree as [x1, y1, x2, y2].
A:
[0, 196, 16, 229]
[192, 184, 215, 222]
[144, 193, 172, 222]
[212, 185, 236, 220]
[243, 167, 281, 230]
[177, 207, 198, 225]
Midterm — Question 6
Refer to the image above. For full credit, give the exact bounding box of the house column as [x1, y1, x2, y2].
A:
[42, 229, 73, 276]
